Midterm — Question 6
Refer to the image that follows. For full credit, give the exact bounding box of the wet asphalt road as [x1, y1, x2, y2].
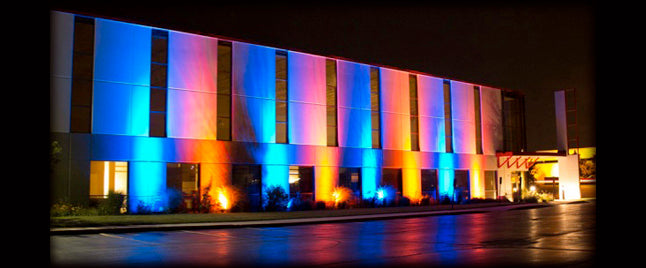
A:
[51, 202, 596, 267]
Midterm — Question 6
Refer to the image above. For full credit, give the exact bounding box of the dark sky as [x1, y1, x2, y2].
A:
[51, 2, 595, 151]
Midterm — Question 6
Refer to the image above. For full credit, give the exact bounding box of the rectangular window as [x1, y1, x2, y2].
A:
[502, 91, 527, 152]
[421, 169, 438, 200]
[326, 59, 338, 147]
[150, 29, 168, 137]
[89, 161, 128, 199]
[166, 163, 200, 211]
[232, 164, 262, 211]
[289, 166, 314, 202]
[276, 50, 288, 143]
[474, 86, 483, 154]
[217, 41, 232, 141]
[382, 168, 403, 197]
[339, 167, 361, 197]
[70, 16, 95, 133]
[409, 74, 420, 151]
[454, 170, 470, 202]
[443, 80, 453, 153]
[370, 67, 381, 149]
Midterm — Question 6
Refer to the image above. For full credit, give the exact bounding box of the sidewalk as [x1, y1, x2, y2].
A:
[50, 202, 568, 235]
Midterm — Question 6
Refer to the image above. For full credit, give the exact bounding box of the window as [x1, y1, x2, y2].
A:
[382, 168, 402, 197]
[232, 165, 262, 211]
[443, 80, 453, 153]
[276, 51, 288, 143]
[454, 170, 470, 202]
[502, 91, 527, 152]
[217, 41, 232, 141]
[89, 161, 128, 198]
[370, 67, 381, 148]
[474, 86, 483, 154]
[326, 59, 338, 146]
[166, 163, 200, 210]
[409, 74, 420, 151]
[289, 166, 314, 202]
[70, 16, 95, 133]
[339, 168, 361, 197]
[421, 169, 438, 200]
[150, 29, 168, 137]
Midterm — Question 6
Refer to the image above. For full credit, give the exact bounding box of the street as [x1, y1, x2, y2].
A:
[51, 201, 595, 267]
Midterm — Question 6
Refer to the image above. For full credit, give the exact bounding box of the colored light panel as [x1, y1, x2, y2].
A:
[417, 75, 446, 152]
[451, 81, 476, 154]
[92, 82, 150, 136]
[128, 161, 166, 213]
[287, 52, 327, 146]
[480, 86, 503, 155]
[380, 68, 411, 150]
[167, 89, 218, 139]
[94, 18, 150, 86]
[167, 31, 218, 93]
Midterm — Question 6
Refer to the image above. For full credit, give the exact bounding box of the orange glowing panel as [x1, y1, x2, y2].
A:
[402, 168, 421, 202]
[315, 165, 338, 202]
[380, 68, 411, 151]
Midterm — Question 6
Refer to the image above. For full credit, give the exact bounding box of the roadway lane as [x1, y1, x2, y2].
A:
[51, 201, 595, 267]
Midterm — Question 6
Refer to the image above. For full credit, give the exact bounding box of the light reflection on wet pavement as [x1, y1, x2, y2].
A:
[51, 202, 595, 267]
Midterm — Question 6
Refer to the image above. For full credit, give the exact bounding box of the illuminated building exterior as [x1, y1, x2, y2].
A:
[50, 11, 532, 213]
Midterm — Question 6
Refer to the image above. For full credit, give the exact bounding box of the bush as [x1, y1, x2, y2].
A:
[398, 196, 411, 207]
[166, 188, 186, 213]
[51, 200, 83, 217]
[315, 201, 327, 210]
[263, 185, 289, 212]
[98, 191, 125, 215]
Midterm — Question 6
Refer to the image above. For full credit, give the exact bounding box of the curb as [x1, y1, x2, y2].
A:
[50, 202, 555, 235]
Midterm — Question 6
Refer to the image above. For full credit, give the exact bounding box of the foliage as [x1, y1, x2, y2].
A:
[199, 185, 214, 213]
[98, 191, 126, 215]
[166, 188, 186, 213]
[331, 186, 354, 208]
[263, 185, 289, 212]
[51, 200, 85, 217]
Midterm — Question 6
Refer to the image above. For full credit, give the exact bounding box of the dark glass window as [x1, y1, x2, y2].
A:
[150, 29, 168, 137]
[382, 168, 402, 196]
[166, 163, 200, 201]
[474, 86, 483, 154]
[217, 41, 232, 141]
[289, 166, 314, 202]
[409, 74, 420, 151]
[370, 67, 381, 149]
[326, 59, 338, 146]
[454, 170, 470, 203]
[502, 91, 527, 152]
[232, 165, 262, 212]
[276, 50, 288, 144]
[70, 16, 95, 133]
[443, 80, 453, 153]
[421, 169, 438, 200]
[339, 168, 361, 197]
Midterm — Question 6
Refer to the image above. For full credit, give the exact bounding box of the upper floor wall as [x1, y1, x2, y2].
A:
[50, 11, 509, 155]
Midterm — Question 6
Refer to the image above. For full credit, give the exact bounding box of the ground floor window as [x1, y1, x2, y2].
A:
[382, 168, 403, 197]
[232, 164, 262, 211]
[484, 170, 497, 199]
[89, 161, 128, 199]
[289, 166, 314, 202]
[339, 167, 361, 197]
[421, 169, 438, 200]
[166, 163, 200, 212]
[454, 170, 470, 203]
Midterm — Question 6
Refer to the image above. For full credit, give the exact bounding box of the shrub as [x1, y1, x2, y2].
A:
[51, 200, 83, 217]
[331, 186, 354, 209]
[398, 196, 411, 207]
[98, 191, 125, 215]
[315, 201, 327, 210]
[263, 185, 289, 212]
[166, 188, 186, 213]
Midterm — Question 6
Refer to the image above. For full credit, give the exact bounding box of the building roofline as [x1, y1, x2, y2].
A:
[52, 8, 525, 96]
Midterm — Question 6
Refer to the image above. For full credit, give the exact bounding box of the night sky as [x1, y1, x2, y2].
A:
[51, 2, 595, 151]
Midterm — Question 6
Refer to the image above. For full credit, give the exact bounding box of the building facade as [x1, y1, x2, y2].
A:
[50, 11, 528, 213]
